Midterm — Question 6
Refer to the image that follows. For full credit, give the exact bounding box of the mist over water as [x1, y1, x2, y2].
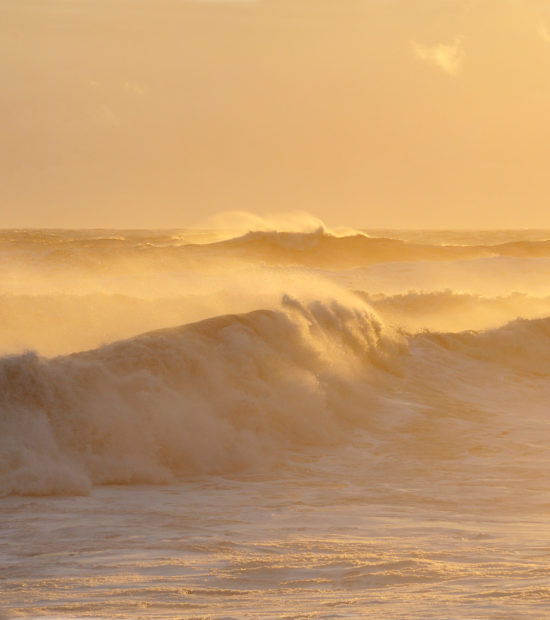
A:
[3, 219, 550, 618]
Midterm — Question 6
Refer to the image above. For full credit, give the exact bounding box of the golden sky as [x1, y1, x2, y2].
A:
[2, 0, 550, 228]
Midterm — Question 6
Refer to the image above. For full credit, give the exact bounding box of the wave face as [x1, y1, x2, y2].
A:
[2, 224, 550, 497]
[0, 299, 403, 495]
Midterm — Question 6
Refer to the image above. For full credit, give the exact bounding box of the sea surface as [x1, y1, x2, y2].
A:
[2, 223, 550, 618]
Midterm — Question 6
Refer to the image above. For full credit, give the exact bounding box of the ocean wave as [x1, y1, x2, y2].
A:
[357, 290, 550, 333]
[4, 228, 550, 272]
[0, 298, 402, 496]
[3, 293, 550, 497]
[5, 288, 550, 358]
[198, 229, 488, 267]
[419, 316, 550, 376]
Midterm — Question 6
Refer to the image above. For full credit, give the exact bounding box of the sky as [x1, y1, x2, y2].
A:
[2, 0, 550, 228]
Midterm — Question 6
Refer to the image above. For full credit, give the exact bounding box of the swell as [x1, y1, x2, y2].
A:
[418, 316, 550, 376]
[205, 230, 550, 267]
[203, 230, 489, 267]
[357, 290, 550, 333]
[4, 229, 550, 271]
[0, 298, 403, 496]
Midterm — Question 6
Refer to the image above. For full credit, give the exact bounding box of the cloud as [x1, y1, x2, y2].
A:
[537, 22, 550, 43]
[412, 37, 465, 76]
[123, 81, 146, 95]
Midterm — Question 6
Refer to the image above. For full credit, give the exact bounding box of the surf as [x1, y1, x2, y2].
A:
[0, 297, 402, 496]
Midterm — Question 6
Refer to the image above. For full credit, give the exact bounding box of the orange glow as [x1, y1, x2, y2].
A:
[2, 1, 550, 227]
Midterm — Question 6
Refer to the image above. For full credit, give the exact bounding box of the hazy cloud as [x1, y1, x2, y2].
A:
[412, 37, 465, 76]
[537, 22, 550, 43]
[123, 81, 146, 95]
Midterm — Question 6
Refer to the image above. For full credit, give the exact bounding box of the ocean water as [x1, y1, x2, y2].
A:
[2, 225, 550, 618]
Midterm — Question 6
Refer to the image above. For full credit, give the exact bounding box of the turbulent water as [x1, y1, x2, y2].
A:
[2, 222, 550, 618]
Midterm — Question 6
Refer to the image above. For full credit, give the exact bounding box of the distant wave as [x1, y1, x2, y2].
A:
[0, 298, 402, 496]
[192, 230, 489, 267]
[204, 230, 550, 267]
[4, 228, 550, 270]
[419, 316, 550, 376]
[357, 290, 550, 333]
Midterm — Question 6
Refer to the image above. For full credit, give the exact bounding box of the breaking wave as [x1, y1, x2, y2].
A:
[0, 298, 403, 496]
[3, 286, 550, 497]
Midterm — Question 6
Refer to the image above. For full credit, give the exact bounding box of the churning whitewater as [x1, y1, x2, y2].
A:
[2, 223, 550, 618]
